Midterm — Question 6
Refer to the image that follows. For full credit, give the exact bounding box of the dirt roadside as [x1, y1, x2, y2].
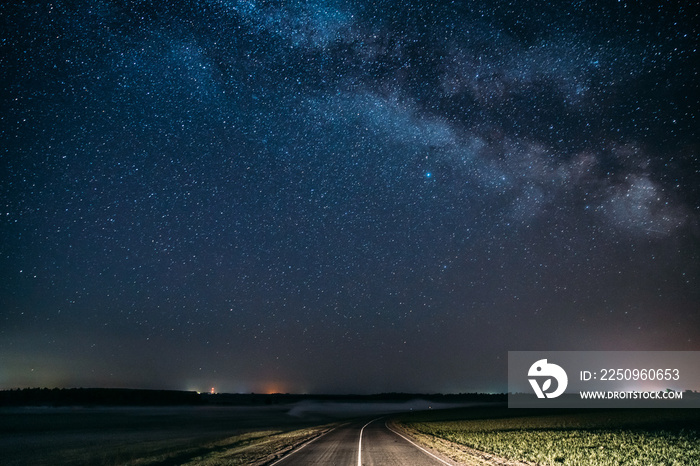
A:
[389, 420, 535, 466]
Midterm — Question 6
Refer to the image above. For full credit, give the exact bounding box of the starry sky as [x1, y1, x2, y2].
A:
[1, 0, 699, 394]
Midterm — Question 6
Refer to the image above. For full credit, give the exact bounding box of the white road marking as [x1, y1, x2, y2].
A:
[358, 417, 383, 466]
[269, 424, 340, 466]
[385, 421, 454, 466]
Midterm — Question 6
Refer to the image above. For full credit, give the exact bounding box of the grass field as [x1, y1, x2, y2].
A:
[397, 406, 700, 465]
[0, 405, 336, 465]
[5, 402, 699, 465]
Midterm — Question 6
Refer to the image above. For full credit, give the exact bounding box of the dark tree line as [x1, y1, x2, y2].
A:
[0, 388, 506, 407]
[0, 387, 202, 406]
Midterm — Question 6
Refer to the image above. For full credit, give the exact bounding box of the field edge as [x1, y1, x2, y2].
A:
[389, 419, 533, 466]
[178, 423, 339, 466]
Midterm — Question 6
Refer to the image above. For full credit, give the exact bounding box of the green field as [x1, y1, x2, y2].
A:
[397, 406, 700, 466]
[5, 402, 699, 465]
[0, 406, 337, 465]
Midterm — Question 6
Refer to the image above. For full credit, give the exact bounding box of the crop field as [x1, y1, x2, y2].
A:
[0, 398, 449, 465]
[397, 406, 700, 465]
[0, 405, 336, 465]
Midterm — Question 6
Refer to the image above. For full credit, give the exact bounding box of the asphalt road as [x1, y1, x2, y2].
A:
[271, 417, 454, 466]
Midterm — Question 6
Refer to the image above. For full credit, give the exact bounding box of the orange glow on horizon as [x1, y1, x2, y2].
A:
[262, 382, 286, 394]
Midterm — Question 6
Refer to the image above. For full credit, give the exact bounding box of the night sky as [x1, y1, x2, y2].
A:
[1, 1, 698, 395]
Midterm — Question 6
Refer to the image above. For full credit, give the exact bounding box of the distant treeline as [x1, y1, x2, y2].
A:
[203, 392, 507, 406]
[0, 387, 506, 407]
[0, 388, 202, 406]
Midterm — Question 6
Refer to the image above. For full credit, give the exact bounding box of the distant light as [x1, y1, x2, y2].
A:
[425, 172, 432, 179]
[211, 387, 215, 394]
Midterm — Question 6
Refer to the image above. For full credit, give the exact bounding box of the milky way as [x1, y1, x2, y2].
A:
[1, 1, 698, 393]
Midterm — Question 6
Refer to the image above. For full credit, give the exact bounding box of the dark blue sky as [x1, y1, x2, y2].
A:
[1, 0, 698, 394]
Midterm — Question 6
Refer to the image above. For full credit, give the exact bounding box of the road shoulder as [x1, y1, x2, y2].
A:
[388, 420, 533, 466]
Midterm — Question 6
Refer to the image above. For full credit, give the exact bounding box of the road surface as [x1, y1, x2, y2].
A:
[271, 417, 455, 466]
